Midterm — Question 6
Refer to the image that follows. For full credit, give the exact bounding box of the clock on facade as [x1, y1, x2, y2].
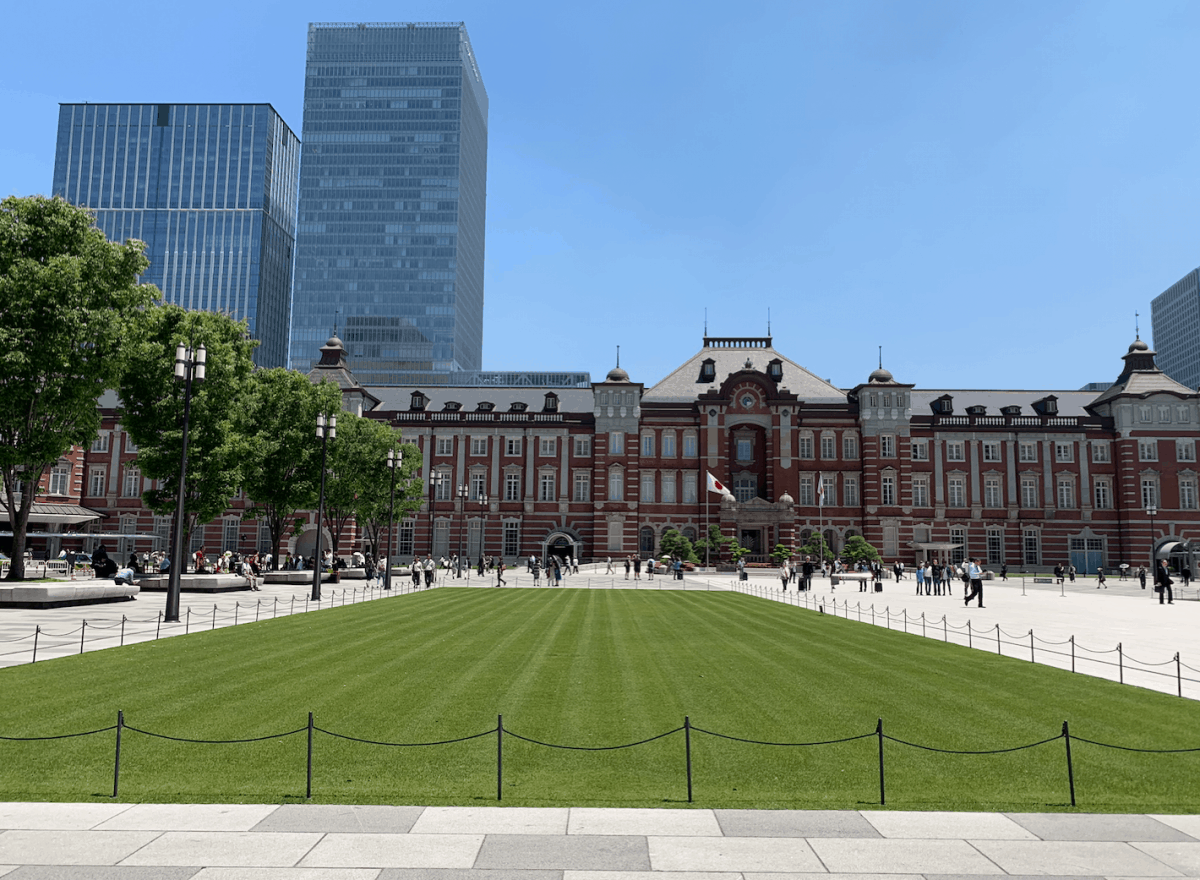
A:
[741, 394, 754, 408]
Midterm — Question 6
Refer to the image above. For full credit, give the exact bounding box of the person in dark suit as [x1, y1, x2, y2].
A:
[1155, 559, 1174, 605]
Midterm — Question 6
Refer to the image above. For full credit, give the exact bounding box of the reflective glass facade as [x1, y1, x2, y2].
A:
[291, 22, 488, 383]
[52, 104, 300, 368]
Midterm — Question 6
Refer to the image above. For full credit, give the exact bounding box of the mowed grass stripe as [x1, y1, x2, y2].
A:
[0, 588, 1196, 809]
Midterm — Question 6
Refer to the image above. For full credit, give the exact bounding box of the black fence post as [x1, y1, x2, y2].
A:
[1070, 635, 1075, 673]
[121, 615, 126, 647]
[496, 714, 504, 801]
[156, 610, 162, 640]
[256, 600, 261, 622]
[234, 603, 239, 626]
[80, 620, 86, 655]
[112, 709, 124, 798]
[186, 607, 191, 634]
[967, 620, 972, 649]
[1176, 652, 1182, 697]
[1118, 642, 1123, 684]
[943, 615, 947, 642]
[996, 624, 1001, 655]
[32, 625, 39, 664]
[1062, 720, 1076, 807]
[212, 604, 217, 630]
[306, 712, 314, 799]
[876, 717, 885, 805]
[684, 716, 693, 803]
[1029, 630, 1034, 663]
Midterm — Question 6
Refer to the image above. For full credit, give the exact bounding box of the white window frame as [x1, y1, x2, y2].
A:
[1019, 441, 1037, 462]
[1092, 442, 1110, 463]
[538, 470, 556, 502]
[682, 432, 698, 458]
[436, 436, 453, 456]
[1141, 477, 1158, 509]
[820, 434, 836, 460]
[122, 467, 141, 498]
[662, 472, 677, 503]
[505, 437, 522, 456]
[1177, 439, 1196, 463]
[1094, 479, 1112, 509]
[682, 473, 697, 503]
[89, 467, 106, 497]
[662, 432, 677, 458]
[1056, 477, 1076, 509]
[984, 476, 1002, 508]
[912, 476, 929, 507]
[910, 440, 928, 461]
[881, 475, 896, 506]
[1138, 439, 1158, 462]
[641, 473, 655, 503]
[948, 476, 966, 508]
[641, 433, 654, 457]
[469, 436, 487, 456]
[880, 434, 896, 458]
[573, 471, 590, 502]
[48, 465, 70, 496]
[843, 434, 859, 460]
[504, 471, 521, 502]
[797, 434, 814, 460]
[798, 475, 814, 506]
[539, 436, 557, 457]
[1181, 477, 1198, 511]
[91, 432, 110, 453]
[946, 441, 965, 462]
[609, 431, 624, 455]
[608, 467, 623, 500]
[1055, 442, 1074, 463]
[574, 436, 591, 457]
[982, 441, 1001, 462]
[1021, 476, 1038, 509]
[844, 476, 859, 506]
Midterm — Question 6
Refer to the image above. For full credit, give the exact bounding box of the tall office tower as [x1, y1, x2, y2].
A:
[291, 22, 488, 384]
[52, 104, 300, 368]
[1151, 268, 1200, 391]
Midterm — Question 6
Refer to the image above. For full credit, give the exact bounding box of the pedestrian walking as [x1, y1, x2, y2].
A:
[496, 561, 506, 586]
[605, 556, 614, 574]
[1138, 565, 1147, 589]
[1155, 559, 1175, 604]
[964, 557, 984, 608]
[624, 557, 631, 580]
[1096, 567, 1107, 588]
[633, 556, 642, 581]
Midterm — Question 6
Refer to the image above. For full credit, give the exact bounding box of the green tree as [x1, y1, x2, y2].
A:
[319, 413, 406, 562]
[842, 534, 881, 564]
[728, 541, 752, 564]
[693, 523, 732, 564]
[801, 533, 833, 562]
[769, 543, 793, 565]
[239, 369, 343, 568]
[117, 304, 256, 555]
[354, 437, 424, 560]
[658, 528, 698, 563]
[0, 196, 158, 580]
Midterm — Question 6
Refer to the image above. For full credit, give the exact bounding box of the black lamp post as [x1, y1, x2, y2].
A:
[428, 472, 443, 558]
[165, 341, 206, 623]
[385, 447, 402, 590]
[479, 491, 488, 570]
[312, 411, 336, 601]
[1147, 504, 1158, 573]
[456, 483, 468, 577]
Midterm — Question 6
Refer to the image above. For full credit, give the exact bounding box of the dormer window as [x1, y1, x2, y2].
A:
[930, 394, 953, 416]
[443, 401, 462, 412]
[476, 401, 495, 412]
[767, 358, 783, 382]
[1000, 405, 1022, 417]
[543, 392, 559, 412]
[410, 391, 428, 411]
[510, 401, 528, 413]
[698, 358, 716, 383]
[966, 405, 987, 416]
[1031, 395, 1058, 417]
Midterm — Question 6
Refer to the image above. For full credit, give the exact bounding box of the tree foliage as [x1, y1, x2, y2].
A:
[769, 543, 793, 565]
[801, 533, 834, 562]
[355, 438, 424, 560]
[117, 304, 256, 553]
[0, 196, 158, 580]
[239, 370, 343, 568]
[693, 523, 732, 564]
[842, 535, 881, 564]
[658, 528, 698, 563]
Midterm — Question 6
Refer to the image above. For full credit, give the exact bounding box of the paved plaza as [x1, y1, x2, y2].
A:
[0, 569, 1197, 876]
[0, 803, 1199, 877]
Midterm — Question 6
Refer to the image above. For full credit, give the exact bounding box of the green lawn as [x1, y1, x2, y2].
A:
[1, 588, 1196, 810]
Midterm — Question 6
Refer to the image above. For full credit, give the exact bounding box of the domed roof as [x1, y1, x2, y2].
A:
[324, 334, 344, 349]
[1127, 337, 1149, 353]
[779, 491, 794, 505]
[868, 367, 894, 383]
[605, 365, 630, 383]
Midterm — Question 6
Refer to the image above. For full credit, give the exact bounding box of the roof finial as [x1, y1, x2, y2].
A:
[1135, 310, 1140, 340]
[616, 345, 620, 368]
[704, 307, 708, 336]
[879, 345, 883, 370]
[767, 307, 771, 336]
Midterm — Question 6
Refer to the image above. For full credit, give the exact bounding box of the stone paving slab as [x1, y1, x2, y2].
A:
[0, 803, 132, 830]
[0, 868, 200, 879]
[95, 804, 278, 832]
[567, 809, 721, 837]
[1154, 816, 1200, 839]
[862, 810, 1038, 839]
[191, 871, 383, 880]
[1006, 813, 1199, 841]
[472, 835, 648, 872]
[713, 809, 880, 838]
[646, 836, 825, 872]
[411, 809, 568, 836]
[971, 839, 1187, 876]
[0, 831, 161, 866]
[1131, 842, 1200, 875]
[561, 872, 740, 880]
[376, 871, 560, 880]
[299, 834, 484, 869]
[253, 806, 425, 834]
[806, 838, 1003, 874]
[118, 832, 323, 868]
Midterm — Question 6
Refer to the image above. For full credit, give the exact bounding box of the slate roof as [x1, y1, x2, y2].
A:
[642, 341, 847, 404]
[910, 390, 1099, 418]
[368, 386, 595, 413]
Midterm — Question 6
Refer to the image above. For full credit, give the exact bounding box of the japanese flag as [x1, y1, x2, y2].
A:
[707, 472, 729, 495]
[817, 473, 826, 508]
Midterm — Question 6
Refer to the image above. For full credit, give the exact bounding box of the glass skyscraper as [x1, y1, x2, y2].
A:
[291, 22, 488, 383]
[52, 103, 300, 368]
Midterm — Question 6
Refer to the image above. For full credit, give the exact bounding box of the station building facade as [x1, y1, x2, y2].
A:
[24, 335, 1200, 575]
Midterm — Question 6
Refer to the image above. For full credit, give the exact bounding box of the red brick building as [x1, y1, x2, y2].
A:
[18, 334, 1200, 575]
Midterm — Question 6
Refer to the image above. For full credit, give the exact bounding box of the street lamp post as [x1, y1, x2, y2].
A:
[165, 341, 206, 623]
[312, 411, 336, 601]
[1147, 504, 1158, 575]
[428, 472, 443, 558]
[456, 483, 468, 577]
[478, 491, 488, 574]
[385, 448, 402, 590]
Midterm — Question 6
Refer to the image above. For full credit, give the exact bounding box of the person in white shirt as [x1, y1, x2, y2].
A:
[964, 557, 985, 607]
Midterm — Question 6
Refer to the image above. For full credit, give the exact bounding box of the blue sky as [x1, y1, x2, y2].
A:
[4, 0, 1198, 392]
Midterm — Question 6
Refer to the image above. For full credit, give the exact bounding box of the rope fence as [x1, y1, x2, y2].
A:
[3, 712, 1196, 806]
[730, 581, 1198, 700]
